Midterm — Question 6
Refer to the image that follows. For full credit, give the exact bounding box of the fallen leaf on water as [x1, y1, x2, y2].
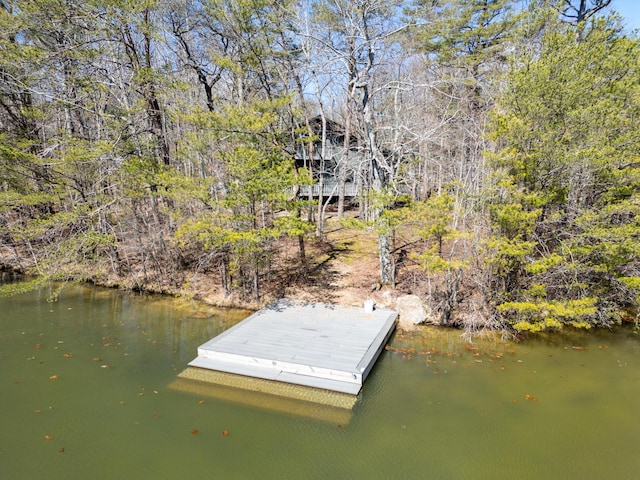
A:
[420, 348, 440, 355]
[572, 346, 589, 351]
[191, 429, 199, 435]
[49, 375, 58, 380]
[92, 357, 100, 361]
[222, 430, 229, 436]
[524, 394, 538, 402]
[34, 409, 41, 413]
[44, 435, 53, 441]
[34, 344, 41, 349]
[59, 448, 65, 453]
[337, 424, 343, 429]
[100, 365, 110, 369]
[198, 400, 204, 405]
[63, 353, 73, 358]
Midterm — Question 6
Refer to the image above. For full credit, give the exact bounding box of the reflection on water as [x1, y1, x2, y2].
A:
[1, 284, 639, 479]
[168, 376, 354, 425]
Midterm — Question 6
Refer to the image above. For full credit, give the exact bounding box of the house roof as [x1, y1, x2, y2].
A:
[305, 116, 359, 148]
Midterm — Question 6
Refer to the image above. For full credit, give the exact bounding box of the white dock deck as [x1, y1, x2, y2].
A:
[187, 299, 397, 395]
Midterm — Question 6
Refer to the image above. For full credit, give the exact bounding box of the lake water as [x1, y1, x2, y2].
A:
[1, 283, 639, 479]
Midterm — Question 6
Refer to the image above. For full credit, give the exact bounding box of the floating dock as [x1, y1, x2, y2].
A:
[183, 299, 397, 400]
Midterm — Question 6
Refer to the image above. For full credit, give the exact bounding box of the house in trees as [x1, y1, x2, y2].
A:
[295, 116, 361, 199]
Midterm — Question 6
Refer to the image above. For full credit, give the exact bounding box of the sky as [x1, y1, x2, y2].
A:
[608, 0, 640, 31]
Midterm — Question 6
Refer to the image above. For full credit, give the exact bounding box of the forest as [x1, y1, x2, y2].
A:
[1, 0, 639, 334]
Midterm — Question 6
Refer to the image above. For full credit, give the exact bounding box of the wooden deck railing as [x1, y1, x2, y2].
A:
[298, 181, 358, 198]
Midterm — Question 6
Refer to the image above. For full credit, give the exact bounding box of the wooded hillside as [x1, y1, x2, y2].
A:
[1, 0, 638, 333]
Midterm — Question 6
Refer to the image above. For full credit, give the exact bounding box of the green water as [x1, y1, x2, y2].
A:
[1, 284, 639, 480]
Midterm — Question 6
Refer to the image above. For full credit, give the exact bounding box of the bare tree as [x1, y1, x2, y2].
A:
[555, 0, 612, 24]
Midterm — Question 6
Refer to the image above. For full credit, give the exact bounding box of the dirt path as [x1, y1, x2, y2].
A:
[193, 216, 408, 312]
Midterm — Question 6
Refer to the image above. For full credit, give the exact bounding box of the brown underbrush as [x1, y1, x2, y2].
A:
[0, 210, 494, 332]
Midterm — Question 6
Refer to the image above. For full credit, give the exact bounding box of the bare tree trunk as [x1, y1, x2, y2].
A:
[378, 229, 392, 287]
[315, 114, 328, 239]
[121, 11, 170, 166]
[220, 256, 230, 297]
[298, 233, 307, 276]
[361, 78, 393, 285]
[337, 113, 352, 217]
[253, 263, 259, 302]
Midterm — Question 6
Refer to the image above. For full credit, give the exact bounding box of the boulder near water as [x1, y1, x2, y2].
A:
[395, 294, 433, 331]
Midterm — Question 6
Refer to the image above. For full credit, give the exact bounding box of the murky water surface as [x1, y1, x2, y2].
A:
[1, 283, 639, 479]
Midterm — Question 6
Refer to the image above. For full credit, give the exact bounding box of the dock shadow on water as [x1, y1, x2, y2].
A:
[1, 283, 639, 479]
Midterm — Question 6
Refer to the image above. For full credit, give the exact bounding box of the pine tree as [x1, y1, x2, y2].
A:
[487, 15, 640, 331]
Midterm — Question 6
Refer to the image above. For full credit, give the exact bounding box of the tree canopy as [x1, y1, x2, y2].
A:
[1, 0, 638, 333]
